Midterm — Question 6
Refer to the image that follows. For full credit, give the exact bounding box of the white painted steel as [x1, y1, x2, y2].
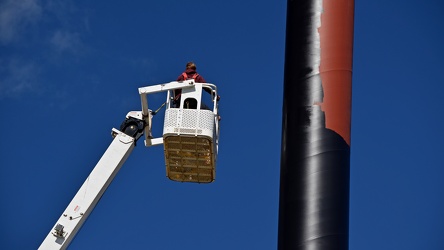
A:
[39, 130, 135, 250]
[139, 80, 219, 149]
[138, 80, 195, 96]
[139, 80, 195, 147]
[161, 82, 219, 183]
[163, 109, 215, 138]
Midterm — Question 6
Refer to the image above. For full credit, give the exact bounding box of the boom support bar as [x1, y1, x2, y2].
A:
[39, 129, 136, 250]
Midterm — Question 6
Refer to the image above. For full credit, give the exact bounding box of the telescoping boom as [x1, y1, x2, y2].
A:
[39, 80, 220, 249]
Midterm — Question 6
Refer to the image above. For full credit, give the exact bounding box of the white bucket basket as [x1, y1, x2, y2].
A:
[162, 82, 219, 183]
[138, 80, 219, 183]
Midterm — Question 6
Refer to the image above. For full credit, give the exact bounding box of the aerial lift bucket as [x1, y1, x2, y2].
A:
[163, 82, 219, 183]
[138, 80, 220, 183]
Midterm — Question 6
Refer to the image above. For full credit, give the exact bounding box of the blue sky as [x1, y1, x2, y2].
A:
[1, 0, 444, 249]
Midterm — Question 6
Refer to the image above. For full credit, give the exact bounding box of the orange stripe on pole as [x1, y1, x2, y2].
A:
[319, 0, 354, 146]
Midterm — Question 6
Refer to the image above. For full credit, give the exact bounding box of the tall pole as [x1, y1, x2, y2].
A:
[278, 0, 354, 249]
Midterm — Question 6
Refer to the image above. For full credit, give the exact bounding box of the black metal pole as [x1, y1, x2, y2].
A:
[278, 0, 354, 249]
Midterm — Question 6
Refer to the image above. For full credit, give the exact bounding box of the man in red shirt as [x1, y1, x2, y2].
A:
[174, 62, 220, 109]
[176, 62, 206, 83]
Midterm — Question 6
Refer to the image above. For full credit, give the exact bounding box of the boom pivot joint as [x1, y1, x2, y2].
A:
[119, 114, 145, 142]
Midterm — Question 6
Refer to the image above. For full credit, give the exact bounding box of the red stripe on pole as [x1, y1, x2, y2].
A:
[319, 0, 355, 146]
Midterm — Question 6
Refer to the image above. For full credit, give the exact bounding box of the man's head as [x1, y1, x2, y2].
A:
[186, 62, 196, 70]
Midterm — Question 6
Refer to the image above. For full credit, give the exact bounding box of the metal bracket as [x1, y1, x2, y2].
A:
[119, 117, 145, 141]
[52, 223, 67, 238]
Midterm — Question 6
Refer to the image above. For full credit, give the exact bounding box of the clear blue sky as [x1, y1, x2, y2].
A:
[1, 0, 444, 249]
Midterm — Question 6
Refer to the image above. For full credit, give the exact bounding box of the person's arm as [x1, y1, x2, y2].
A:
[195, 75, 220, 100]
[202, 84, 220, 101]
[196, 75, 213, 95]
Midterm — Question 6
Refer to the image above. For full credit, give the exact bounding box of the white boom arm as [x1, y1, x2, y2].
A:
[39, 80, 219, 249]
[39, 129, 136, 250]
